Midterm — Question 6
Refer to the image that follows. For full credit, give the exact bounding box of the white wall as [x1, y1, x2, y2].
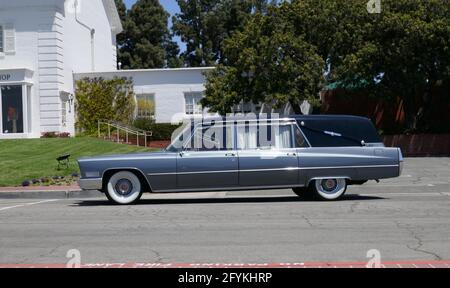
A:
[62, 0, 120, 135]
[75, 68, 215, 124]
[64, 0, 117, 73]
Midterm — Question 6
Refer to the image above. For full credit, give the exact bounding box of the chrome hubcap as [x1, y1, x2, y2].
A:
[115, 179, 133, 196]
[321, 179, 338, 192]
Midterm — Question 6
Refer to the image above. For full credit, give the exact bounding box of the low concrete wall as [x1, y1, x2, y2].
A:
[383, 134, 450, 157]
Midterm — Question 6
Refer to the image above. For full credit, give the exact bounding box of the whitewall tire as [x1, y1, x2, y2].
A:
[105, 171, 143, 205]
[311, 178, 347, 201]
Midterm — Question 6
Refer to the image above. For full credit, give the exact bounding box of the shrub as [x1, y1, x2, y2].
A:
[41, 132, 59, 138]
[132, 118, 154, 132]
[59, 132, 71, 138]
[132, 118, 182, 140]
[151, 123, 182, 140]
[75, 77, 135, 135]
[41, 132, 71, 138]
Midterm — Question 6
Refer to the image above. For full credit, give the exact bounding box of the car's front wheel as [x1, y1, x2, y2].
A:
[311, 178, 347, 201]
[105, 171, 143, 205]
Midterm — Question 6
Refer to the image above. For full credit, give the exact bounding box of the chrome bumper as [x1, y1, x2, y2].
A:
[398, 148, 404, 176]
[78, 178, 102, 190]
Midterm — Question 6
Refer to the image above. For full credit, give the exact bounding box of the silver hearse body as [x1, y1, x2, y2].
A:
[78, 115, 403, 204]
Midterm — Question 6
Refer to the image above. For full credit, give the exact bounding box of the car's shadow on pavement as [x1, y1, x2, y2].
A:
[71, 194, 386, 207]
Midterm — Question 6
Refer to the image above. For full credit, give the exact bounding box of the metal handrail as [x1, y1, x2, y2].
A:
[97, 120, 153, 147]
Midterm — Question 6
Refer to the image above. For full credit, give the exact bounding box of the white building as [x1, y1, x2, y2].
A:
[0, 0, 123, 138]
[0, 0, 301, 139]
[75, 67, 215, 124]
[0, 0, 213, 139]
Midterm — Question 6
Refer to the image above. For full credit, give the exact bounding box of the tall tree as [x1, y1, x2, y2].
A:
[202, 9, 324, 114]
[172, 0, 273, 67]
[204, 0, 450, 131]
[75, 77, 136, 134]
[116, 0, 180, 69]
[319, 0, 450, 132]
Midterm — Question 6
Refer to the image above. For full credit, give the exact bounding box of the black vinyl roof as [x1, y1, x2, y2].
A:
[292, 115, 382, 146]
[191, 114, 382, 147]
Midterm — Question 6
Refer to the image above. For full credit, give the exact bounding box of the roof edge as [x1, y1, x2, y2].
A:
[74, 67, 216, 75]
[102, 0, 123, 34]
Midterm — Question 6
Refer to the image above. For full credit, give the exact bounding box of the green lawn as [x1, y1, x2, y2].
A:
[0, 137, 156, 187]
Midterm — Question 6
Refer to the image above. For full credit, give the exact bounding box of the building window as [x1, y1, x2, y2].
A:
[0, 25, 3, 53]
[184, 92, 203, 115]
[136, 94, 155, 118]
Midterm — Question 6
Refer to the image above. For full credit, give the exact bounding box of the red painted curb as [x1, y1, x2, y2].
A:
[0, 185, 80, 193]
[1, 261, 449, 268]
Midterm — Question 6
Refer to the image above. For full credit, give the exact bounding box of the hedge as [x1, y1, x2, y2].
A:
[133, 118, 182, 141]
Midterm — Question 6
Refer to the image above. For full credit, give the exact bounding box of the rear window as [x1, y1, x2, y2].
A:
[296, 117, 381, 147]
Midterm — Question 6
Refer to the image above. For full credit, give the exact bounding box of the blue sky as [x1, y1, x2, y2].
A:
[123, 0, 186, 52]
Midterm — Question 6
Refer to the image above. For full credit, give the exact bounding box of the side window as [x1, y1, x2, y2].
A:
[237, 125, 258, 150]
[274, 124, 294, 149]
[236, 123, 295, 150]
[185, 125, 234, 151]
[294, 126, 308, 148]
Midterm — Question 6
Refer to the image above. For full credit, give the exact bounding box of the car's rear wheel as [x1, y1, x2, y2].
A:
[311, 178, 347, 201]
[105, 171, 143, 205]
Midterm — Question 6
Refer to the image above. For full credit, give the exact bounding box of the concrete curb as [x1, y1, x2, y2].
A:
[0, 190, 103, 199]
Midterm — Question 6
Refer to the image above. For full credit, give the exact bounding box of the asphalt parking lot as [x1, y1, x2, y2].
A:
[0, 158, 449, 266]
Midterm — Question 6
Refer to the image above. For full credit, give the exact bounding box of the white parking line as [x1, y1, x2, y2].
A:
[359, 192, 450, 197]
[0, 200, 58, 212]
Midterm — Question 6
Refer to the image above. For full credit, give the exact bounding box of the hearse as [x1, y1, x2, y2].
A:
[78, 115, 403, 204]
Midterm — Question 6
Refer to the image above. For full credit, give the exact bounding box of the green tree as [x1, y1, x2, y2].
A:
[204, 0, 450, 131]
[202, 6, 325, 114]
[75, 77, 136, 134]
[329, 0, 450, 132]
[173, 0, 273, 67]
[116, 0, 180, 69]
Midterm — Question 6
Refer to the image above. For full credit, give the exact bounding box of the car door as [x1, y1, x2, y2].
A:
[237, 121, 299, 187]
[176, 124, 239, 190]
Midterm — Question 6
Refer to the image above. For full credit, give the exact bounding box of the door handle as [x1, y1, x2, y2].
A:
[225, 153, 236, 157]
[287, 152, 297, 157]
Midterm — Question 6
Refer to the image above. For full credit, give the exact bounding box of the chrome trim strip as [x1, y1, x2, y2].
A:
[299, 164, 399, 170]
[80, 156, 176, 162]
[149, 167, 299, 176]
[149, 170, 237, 176]
[147, 164, 399, 176]
[152, 184, 305, 193]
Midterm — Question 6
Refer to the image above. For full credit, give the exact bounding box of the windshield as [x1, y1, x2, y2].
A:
[166, 121, 191, 152]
